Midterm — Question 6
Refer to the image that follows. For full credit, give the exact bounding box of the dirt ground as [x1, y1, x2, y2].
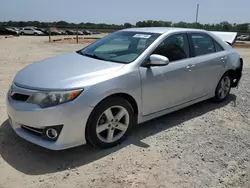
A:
[0, 36, 250, 188]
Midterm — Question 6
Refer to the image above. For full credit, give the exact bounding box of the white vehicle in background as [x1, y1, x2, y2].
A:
[237, 35, 250, 41]
[19, 27, 44, 36]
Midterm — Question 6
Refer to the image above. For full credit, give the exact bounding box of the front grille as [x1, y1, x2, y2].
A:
[21, 125, 44, 136]
[11, 93, 30, 101]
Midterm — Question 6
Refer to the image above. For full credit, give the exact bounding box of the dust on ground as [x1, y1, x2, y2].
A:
[0, 36, 250, 188]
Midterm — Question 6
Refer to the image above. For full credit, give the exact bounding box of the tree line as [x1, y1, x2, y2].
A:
[0, 20, 249, 33]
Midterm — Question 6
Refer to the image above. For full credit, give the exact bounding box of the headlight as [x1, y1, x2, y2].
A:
[27, 89, 82, 108]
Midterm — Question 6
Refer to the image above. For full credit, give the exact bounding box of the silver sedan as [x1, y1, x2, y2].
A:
[6, 27, 243, 150]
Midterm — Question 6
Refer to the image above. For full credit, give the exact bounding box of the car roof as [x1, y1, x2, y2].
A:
[122, 27, 205, 34]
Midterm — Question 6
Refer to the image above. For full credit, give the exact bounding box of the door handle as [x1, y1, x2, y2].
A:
[221, 57, 227, 62]
[186, 64, 195, 69]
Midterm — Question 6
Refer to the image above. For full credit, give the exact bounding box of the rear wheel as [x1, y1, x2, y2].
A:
[34, 33, 38, 36]
[86, 97, 135, 148]
[214, 73, 232, 102]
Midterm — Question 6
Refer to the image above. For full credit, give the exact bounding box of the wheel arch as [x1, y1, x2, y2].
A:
[85, 93, 139, 147]
[88, 92, 139, 123]
[95, 93, 138, 115]
[107, 93, 138, 115]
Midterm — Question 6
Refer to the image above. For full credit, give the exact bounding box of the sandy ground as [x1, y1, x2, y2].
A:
[0, 36, 250, 188]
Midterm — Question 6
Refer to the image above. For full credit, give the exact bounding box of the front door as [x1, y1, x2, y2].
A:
[139, 33, 196, 115]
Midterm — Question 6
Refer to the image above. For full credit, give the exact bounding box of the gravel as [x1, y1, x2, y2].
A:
[0, 36, 249, 188]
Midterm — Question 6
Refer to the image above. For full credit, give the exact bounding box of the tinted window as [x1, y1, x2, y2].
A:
[214, 40, 224, 52]
[191, 33, 215, 56]
[152, 34, 190, 62]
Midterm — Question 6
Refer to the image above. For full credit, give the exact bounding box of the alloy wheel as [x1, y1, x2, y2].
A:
[218, 76, 231, 99]
[96, 106, 129, 143]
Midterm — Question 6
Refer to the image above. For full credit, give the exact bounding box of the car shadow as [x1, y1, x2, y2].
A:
[0, 94, 236, 175]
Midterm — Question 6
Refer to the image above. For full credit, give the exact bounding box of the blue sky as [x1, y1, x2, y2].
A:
[0, 0, 249, 24]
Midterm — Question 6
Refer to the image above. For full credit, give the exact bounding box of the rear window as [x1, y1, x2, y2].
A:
[190, 33, 215, 56]
[214, 40, 224, 52]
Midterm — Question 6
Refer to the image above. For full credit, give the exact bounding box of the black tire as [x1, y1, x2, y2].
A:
[86, 97, 135, 148]
[34, 33, 38, 36]
[20, 32, 24, 35]
[214, 72, 232, 102]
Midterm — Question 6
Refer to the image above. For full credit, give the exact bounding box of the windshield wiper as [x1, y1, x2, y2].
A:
[79, 52, 107, 61]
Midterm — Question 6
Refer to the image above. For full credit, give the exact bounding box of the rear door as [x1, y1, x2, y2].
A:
[187, 32, 227, 98]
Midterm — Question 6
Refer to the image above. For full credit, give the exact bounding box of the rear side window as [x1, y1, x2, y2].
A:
[190, 33, 215, 56]
[152, 33, 190, 62]
[214, 40, 224, 52]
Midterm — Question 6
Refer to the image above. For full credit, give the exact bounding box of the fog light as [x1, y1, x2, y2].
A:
[45, 128, 58, 140]
[43, 125, 63, 141]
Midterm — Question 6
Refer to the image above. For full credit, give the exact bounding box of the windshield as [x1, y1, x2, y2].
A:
[79, 31, 160, 64]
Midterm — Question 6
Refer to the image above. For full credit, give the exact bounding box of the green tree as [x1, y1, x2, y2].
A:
[124, 22, 133, 28]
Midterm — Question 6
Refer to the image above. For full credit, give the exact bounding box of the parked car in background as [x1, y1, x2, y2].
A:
[0, 27, 20, 35]
[6, 27, 242, 150]
[82, 30, 91, 35]
[65, 30, 76, 35]
[92, 31, 101, 34]
[36, 28, 49, 35]
[49, 28, 62, 35]
[8, 27, 20, 32]
[237, 35, 250, 41]
[237, 35, 243, 40]
[19, 28, 44, 35]
[58, 30, 67, 35]
[76, 30, 84, 35]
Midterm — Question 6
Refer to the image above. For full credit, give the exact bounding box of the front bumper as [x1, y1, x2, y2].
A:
[6, 85, 93, 150]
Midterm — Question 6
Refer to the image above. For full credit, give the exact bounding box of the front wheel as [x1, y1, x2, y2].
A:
[214, 73, 232, 102]
[86, 97, 135, 148]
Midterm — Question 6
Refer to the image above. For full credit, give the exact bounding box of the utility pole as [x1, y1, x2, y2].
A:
[196, 4, 199, 23]
[48, 24, 51, 42]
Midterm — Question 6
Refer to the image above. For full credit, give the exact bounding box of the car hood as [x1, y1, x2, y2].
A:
[14, 52, 124, 90]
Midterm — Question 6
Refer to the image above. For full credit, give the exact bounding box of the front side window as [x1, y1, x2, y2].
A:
[152, 34, 190, 62]
[191, 33, 215, 56]
[79, 31, 160, 64]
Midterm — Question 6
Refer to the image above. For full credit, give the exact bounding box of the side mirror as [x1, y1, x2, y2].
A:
[148, 54, 169, 67]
